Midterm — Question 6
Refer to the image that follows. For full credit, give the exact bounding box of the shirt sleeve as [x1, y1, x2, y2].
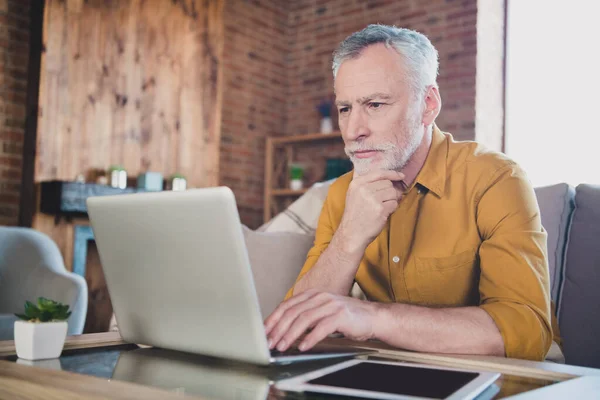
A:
[476, 164, 553, 361]
[284, 193, 336, 300]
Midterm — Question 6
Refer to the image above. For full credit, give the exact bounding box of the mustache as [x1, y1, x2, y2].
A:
[345, 143, 397, 156]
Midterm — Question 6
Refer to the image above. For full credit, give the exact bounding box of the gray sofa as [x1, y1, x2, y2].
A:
[247, 182, 600, 368]
[0, 227, 88, 340]
[547, 184, 600, 368]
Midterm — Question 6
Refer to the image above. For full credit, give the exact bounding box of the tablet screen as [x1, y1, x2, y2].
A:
[307, 361, 480, 399]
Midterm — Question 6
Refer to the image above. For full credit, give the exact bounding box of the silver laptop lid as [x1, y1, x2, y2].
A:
[87, 187, 272, 365]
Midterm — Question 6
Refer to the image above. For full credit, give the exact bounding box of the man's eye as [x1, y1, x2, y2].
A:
[369, 102, 384, 109]
[339, 107, 349, 114]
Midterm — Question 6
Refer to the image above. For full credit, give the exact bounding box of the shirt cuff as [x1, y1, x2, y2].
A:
[480, 301, 552, 361]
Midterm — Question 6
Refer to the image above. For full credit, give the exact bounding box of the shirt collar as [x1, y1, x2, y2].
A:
[409, 124, 448, 198]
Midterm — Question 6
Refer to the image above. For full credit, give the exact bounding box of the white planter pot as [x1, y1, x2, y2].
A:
[320, 117, 333, 134]
[172, 177, 187, 191]
[110, 170, 127, 189]
[290, 179, 303, 190]
[14, 320, 68, 361]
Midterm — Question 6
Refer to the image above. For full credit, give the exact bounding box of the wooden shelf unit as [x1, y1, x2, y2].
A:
[264, 132, 343, 223]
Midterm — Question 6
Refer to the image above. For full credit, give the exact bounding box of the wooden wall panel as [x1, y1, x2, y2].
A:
[34, 0, 224, 270]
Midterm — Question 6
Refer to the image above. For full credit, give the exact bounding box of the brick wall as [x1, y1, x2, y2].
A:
[220, 0, 289, 228]
[2, 0, 490, 229]
[287, 0, 478, 139]
[0, 0, 29, 226]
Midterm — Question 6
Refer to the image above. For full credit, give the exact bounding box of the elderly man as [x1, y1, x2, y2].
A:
[264, 24, 559, 361]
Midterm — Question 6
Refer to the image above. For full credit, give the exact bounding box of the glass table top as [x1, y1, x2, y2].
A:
[2, 344, 560, 399]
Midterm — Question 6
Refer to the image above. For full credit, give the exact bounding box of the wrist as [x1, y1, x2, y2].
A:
[334, 222, 368, 256]
[370, 302, 409, 342]
[369, 302, 389, 341]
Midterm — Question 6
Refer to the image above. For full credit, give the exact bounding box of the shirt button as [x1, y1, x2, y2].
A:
[392, 256, 400, 263]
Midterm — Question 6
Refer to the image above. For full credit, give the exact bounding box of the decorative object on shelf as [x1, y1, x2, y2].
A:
[39, 180, 141, 224]
[317, 99, 334, 134]
[14, 297, 71, 361]
[169, 173, 187, 191]
[289, 163, 305, 190]
[325, 158, 354, 180]
[87, 168, 108, 185]
[74, 174, 85, 184]
[137, 172, 163, 191]
[108, 165, 127, 189]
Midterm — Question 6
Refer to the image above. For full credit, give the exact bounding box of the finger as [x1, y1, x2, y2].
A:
[367, 179, 393, 192]
[298, 315, 340, 351]
[373, 187, 400, 203]
[267, 292, 333, 349]
[382, 199, 399, 215]
[276, 301, 340, 352]
[264, 290, 320, 334]
[354, 169, 405, 184]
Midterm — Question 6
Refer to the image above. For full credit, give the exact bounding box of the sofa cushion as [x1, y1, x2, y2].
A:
[558, 184, 600, 367]
[242, 226, 314, 318]
[259, 180, 334, 234]
[533, 184, 575, 305]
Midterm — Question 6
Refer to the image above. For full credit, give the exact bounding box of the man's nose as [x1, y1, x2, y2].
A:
[343, 107, 370, 142]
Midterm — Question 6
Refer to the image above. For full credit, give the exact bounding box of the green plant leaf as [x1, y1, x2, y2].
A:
[38, 297, 61, 313]
[14, 313, 31, 321]
[24, 301, 40, 319]
[53, 309, 71, 321]
[38, 310, 52, 322]
[22, 298, 71, 322]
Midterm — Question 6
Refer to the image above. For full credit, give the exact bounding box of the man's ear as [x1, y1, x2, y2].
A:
[422, 86, 441, 126]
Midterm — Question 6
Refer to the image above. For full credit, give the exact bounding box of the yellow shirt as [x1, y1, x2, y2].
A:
[288, 126, 556, 361]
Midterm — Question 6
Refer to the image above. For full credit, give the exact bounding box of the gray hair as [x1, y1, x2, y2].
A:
[332, 24, 439, 99]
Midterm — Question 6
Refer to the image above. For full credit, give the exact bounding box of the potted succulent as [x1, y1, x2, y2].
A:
[289, 163, 305, 190]
[169, 172, 187, 191]
[316, 99, 334, 134]
[14, 298, 71, 361]
[108, 165, 127, 189]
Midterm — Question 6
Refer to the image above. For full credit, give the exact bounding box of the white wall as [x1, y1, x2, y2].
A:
[505, 0, 600, 186]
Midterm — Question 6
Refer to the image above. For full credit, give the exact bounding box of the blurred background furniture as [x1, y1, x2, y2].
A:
[263, 132, 344, 223]
[0, 227, 88, 340]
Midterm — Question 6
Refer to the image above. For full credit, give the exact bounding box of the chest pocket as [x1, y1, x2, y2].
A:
[413, 248, 480, 307]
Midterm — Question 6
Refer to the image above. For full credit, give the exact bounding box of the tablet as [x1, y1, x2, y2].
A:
[275, 359, 500, 400]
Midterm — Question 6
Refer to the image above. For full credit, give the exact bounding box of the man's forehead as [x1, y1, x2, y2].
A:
[334, 45, 408, 101]
[334, 70, 403, 103]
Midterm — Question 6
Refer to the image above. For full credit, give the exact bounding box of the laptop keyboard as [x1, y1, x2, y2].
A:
[270, 347, 305, 357]
[270, 346, 350, 357]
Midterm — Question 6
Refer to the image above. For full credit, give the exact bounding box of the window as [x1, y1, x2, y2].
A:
[505, 0, 600, 186]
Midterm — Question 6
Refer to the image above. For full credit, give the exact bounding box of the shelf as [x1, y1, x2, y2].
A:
[270, 132, 342, 145]
[264, 131, 345, 223]
[271, 188, 308, 196]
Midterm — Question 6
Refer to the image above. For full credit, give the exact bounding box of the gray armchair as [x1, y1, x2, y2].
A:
[0, 227, 87, 340]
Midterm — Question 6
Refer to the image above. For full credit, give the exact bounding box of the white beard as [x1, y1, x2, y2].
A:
[345, 109, 423, 175]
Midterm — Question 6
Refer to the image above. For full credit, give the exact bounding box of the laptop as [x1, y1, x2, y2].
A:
[87, 187, 371, 365]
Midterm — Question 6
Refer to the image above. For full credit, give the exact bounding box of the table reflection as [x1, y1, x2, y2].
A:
[112, 347, 347, 400]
